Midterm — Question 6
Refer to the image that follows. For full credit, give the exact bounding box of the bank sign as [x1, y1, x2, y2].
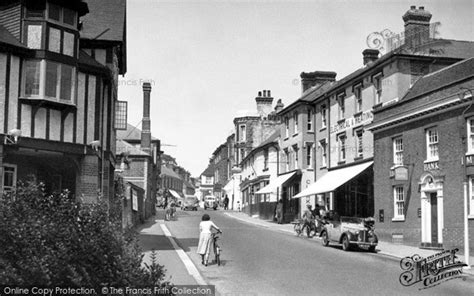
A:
[330, 110, 374, 134]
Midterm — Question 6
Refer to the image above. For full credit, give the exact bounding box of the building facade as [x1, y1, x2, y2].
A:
[0, 0, 126, 206]
[369, 58, 474, 252]
[277, 72, 335, 222]
[296, 6, 474, 220]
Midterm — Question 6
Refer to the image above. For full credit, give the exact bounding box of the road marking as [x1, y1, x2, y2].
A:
[159, 223, 207, 286]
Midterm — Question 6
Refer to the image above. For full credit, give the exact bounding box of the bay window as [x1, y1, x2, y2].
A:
[23, 59, 76, 104]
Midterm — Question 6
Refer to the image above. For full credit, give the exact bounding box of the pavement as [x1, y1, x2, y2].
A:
[223, 210, 474, 276]
[137, 212, 208, 286]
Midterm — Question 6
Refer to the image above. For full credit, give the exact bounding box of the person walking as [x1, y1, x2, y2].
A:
[197, 214, 221, 266]
[223, 195, 229, 210]
[275, 199, 283, 224]
[302, 204, 315, 237]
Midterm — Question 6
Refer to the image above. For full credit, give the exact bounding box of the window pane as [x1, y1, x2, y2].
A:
[48, 4, 61, 21]
[3, 168, 14, 188]
[48, 27, 61, 53]
[63, 32, 75, 56]
[60, 65, 73, 101]
[45, 62, 59, 97]
[24, 60, 41, 96]
[27, 25, 43, 49]
[63, 8, 76, 26]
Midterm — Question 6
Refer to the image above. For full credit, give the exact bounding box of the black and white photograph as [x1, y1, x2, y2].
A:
[0, 0, 473, 295]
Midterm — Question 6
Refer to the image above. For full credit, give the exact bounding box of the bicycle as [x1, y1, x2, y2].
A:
[211, 231, 222, 266]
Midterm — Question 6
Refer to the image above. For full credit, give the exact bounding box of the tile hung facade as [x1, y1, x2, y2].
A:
[368, 58, 474, 252]
[0, 0, 126, 206]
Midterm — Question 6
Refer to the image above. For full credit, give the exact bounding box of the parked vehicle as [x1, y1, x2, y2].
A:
[182, 195, 199, 211]
[320, 211, 378, 252]
[204, 195, 218, 210]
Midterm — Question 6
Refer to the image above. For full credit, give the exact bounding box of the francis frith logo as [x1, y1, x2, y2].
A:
[399, 249, 467, 290]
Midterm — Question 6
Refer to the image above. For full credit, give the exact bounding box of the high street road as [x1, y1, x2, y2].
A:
[151, 209, 473, 296]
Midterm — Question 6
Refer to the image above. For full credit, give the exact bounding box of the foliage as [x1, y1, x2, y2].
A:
[0, 181, 171, 288]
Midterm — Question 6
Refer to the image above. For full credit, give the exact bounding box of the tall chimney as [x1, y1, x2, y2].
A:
[141, 82, 152, 154]
[362, 49, 380, 65]
[256, 90, 274, 117]
[402, 6, 432, 49]
[300, 71, 337, 94]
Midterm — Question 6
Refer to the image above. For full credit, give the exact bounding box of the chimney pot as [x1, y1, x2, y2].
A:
[258, 91, 262, 97]
[419, 6, 424, 10]
[268, 90, 271, 97]
[362, 49, 380, 65]
[263, 90, 267, 97]
[410, 5, 416, 9]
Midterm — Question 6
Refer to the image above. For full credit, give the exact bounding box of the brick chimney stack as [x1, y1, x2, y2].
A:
[274, 99, 284, 113]
[402, 5, 432, 49]
[141, 82, 152, 154]
[255, 90, 274, 117]
[362, 49, 380, 65]
[300, 71, 337, 94]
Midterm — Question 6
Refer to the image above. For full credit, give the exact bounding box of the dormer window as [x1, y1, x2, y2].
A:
[48, 3, 77, 27]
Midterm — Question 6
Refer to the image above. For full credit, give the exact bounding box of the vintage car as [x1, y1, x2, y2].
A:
[182, 195, 199, 211]
[204, 195, 218, 210]
[320, 211, 378, 252]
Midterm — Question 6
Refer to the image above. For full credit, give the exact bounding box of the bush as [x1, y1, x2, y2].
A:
[0, 181, 172, 288]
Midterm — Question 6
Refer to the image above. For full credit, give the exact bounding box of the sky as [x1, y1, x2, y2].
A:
[118, 0, 473, 177]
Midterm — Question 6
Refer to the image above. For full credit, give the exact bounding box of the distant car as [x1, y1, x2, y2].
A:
[204, 195, 218, 210]
[320, 211, 378, 252]
[182, 196, 199, 211]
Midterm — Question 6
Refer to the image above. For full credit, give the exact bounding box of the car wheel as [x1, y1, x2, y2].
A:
[368, 245, 376, 253]
[321, 231, 329, 246]
[342, 235, 350, 251]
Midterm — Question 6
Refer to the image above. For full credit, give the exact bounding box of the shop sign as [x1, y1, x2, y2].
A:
[394, 166, 408, 181]
[423, 161, 439, 171]
[330, 110, 374, 134]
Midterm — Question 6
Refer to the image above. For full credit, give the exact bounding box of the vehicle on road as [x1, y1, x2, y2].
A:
[320, 211, 378, 252]
[204, 195, 218, 210]
[292, 218, 322, 237]
[182, 195, 199, 211]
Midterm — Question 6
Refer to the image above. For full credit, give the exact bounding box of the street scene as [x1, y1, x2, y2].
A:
[0, 0, 473, 295]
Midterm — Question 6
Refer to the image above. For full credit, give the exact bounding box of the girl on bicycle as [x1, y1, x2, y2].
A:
[197, 214, 221, 266]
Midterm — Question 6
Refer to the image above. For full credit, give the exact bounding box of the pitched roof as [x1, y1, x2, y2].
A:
[78, 49, 107, 70]
[116, 139, 149, 156]
[257, 129, 280, 148]
[401, 57, 474, 102]
[116, 123, 159, 141]
[161, 165, 182, 179]
[0, 25, 26, 49]
[80, 0, 126, 42]
[278, 81, 333, 114]
[201, 164, 214, 177]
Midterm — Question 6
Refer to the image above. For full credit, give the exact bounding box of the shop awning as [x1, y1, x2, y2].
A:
[223, 180, 233, 191]
[293, 161, 373, 198]
[255, 172, 296, 194]
[168, 189, 181, 199]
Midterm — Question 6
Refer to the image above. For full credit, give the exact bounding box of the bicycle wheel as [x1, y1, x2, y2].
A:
[215, 247, 221, 266]
[294, 223, 302, 236]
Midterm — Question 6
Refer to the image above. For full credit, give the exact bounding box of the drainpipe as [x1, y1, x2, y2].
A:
[461, 87, 472, 270]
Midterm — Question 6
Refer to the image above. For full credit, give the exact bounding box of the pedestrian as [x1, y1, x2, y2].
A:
[302, 204, 315, 237]
[223, 195, 229, 210]
[275, 199, 283, 224]
[197, 214, 221, 266]
[313, 203, 321, 219]
[237, 201, 241, 212]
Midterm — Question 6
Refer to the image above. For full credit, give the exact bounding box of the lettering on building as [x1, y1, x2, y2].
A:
[330, 111, 374, 134]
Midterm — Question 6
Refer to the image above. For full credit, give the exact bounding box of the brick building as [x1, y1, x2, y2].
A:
[276, 72, 334, 222]
[0, 0, 126, 205]
[116, 83, 160, 226]
[233, 90, 282, 214]
[210, 142, 228, 200]
[368, 58, 474, 252]
[295, 6, 474, 220]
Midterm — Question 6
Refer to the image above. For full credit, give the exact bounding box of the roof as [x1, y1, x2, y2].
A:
[201, 164, 214, 177]
[257, 129, 280, 148]
[116, 123, 159, 141]
[78, 50, 108, 71]
[0, 25, 26, 49]
[116, 139, 149, 156]
[309, 39, 474, 104]
[401, 57, 474, 102]
[161, 165, 182, 179]
[279, 81, 333, 115]
[80, 0, 126, 42]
